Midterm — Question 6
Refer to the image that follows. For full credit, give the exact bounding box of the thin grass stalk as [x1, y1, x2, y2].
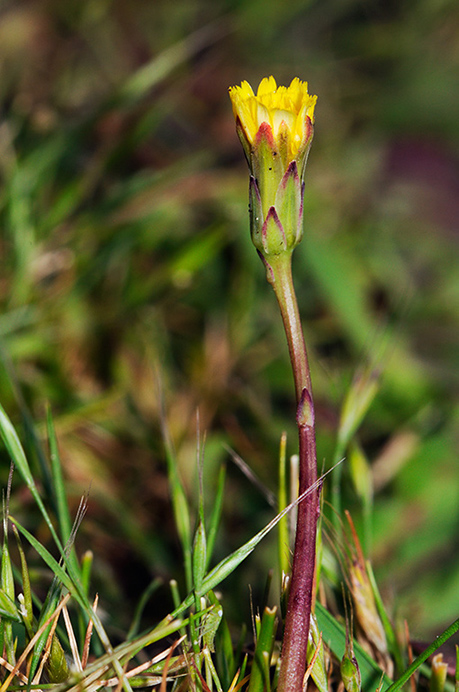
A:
[385, 617, 459, 692]
[277, 432, 290, 580]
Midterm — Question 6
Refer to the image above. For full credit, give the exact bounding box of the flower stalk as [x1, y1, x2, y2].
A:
[265, 251, 319, 692]
[229, 76, 319, 692]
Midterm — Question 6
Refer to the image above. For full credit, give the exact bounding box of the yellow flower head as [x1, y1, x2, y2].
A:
[229, 76, 317, 161]
[229, 76, 317, 258]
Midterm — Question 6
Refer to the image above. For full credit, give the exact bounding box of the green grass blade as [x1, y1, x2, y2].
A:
[12, 525, 34, 635]
[206, 464, 226, 570]
[173, 473, 329, 617]
[9, 520, 135, 692]
[192, 518, 207, 594]
[0, 403, 63, 553]
[11, 515, 93, 683]
[308, 611, 329, 692]
[9, 517, 83, 606]
[214, 606, 236, 691]
[384, 617, 459, 692]
[0, 590, 21, 622]
[115, 20, 225, 106]
[0, 407, 88, 616]
[46, 407, 75, 564]
[331, 361, 381, 525]
[1, 505, 16, 661]
[158, 394, 192, 591]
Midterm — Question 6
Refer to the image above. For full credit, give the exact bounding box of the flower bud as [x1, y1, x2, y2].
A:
[229, 77, 316, 257]
[341, 650, 362, 692]
[341, 608, 361, 692]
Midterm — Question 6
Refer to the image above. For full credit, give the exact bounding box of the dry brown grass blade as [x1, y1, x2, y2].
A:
[63, 602, 83, 673]
[82, 593, 98, 670]
[65, 636, 187, 691]
[0, 656, 30, 686]
[227, 668, 251, 692]
[159, 637, 184, 692]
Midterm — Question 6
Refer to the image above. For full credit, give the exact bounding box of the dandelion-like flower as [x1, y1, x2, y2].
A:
[229, 76, 317, 257]
[229, 77, 320, 692]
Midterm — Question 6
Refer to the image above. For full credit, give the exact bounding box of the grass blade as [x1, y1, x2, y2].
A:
[46, 406, 78, 572]
[173, 470, 334, 617]
[384, 617, 459, 692]
[0, 403, 63, 554]
[206, 464, 226, 570]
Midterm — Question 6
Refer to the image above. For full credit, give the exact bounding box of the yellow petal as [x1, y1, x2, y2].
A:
[257, 75, 277, 96]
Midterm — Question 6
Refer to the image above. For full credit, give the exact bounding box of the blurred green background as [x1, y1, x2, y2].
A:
[0, 0, 458, 643]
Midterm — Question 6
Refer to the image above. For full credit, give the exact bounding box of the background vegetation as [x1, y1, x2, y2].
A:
[0, 0, 458, 655]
